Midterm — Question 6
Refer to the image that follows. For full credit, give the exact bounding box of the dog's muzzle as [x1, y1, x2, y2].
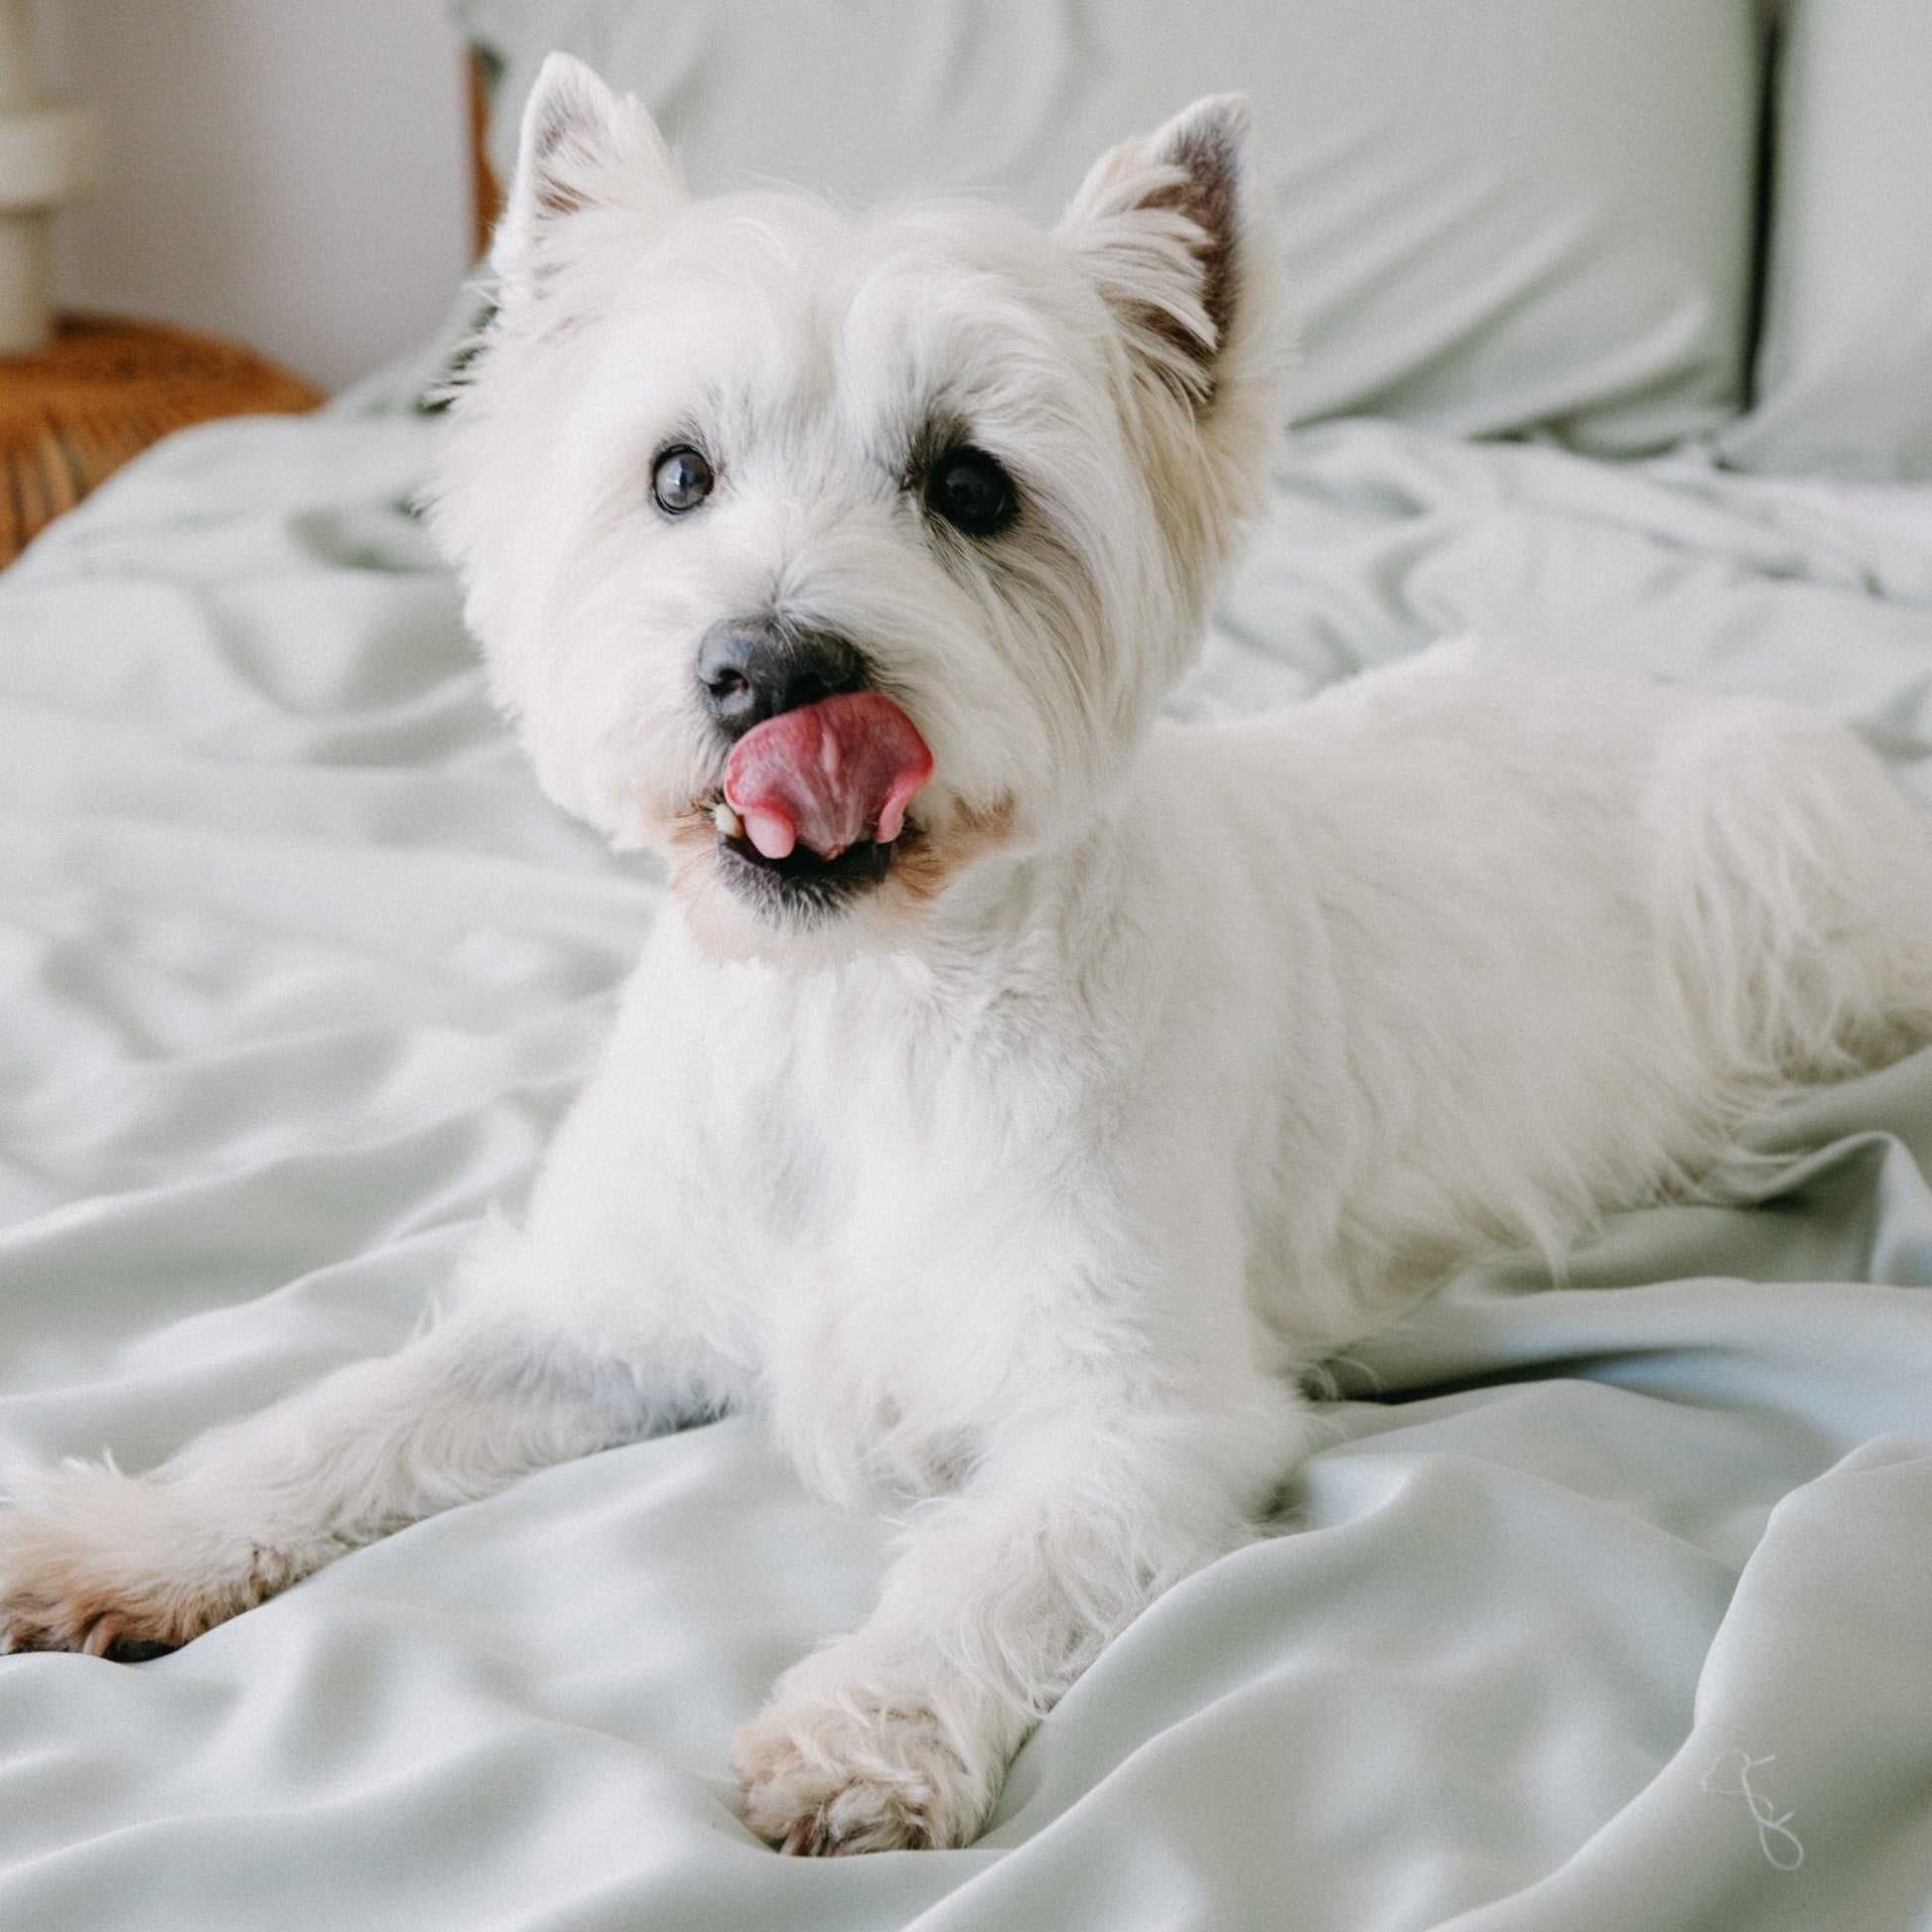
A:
[694, 622, 933, 920]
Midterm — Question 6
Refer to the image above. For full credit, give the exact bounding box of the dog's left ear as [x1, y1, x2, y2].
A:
[1057, 95, 1271, 412]
[490, 52, 688, 304]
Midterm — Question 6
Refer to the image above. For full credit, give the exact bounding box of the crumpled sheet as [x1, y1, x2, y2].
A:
[0, 408, 1929, 1931]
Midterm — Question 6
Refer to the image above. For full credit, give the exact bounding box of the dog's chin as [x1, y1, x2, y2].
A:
[662, 794, 1022, 968]
[715, 825, 899, 925]
[663, 809, 916, 967]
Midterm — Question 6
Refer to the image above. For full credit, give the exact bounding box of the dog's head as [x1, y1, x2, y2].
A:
[430, 55, 1282, 963]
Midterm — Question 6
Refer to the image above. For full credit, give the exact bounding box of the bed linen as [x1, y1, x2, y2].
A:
[2, 408, 1931, 1931]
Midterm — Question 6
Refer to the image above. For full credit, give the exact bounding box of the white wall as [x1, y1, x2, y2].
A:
[37, 0, 473, 394]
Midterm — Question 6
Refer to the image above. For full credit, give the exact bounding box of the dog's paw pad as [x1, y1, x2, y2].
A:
[0, 1599, 180, 1661]
[0, 1530, 179, 1659]
[731, 1698, 981, 1855]
[0, 1469, 265, 1659]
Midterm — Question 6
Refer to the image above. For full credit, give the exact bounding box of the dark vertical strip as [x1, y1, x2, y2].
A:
[1739, 0, 1787, 420]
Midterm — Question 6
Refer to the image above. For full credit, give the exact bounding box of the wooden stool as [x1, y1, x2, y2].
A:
[0, 314, 323, 566]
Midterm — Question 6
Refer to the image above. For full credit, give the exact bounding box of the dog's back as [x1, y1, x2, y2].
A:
[1148, 638, 1932, 1350]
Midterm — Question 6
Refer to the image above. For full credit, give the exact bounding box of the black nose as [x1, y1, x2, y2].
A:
[696, 623, 868, 739]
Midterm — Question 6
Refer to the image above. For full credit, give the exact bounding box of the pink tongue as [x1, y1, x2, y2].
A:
[723, 691, 933, 861]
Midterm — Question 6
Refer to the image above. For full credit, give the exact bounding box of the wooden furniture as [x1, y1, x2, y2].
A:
[0, 313, 321, 565]
[470, 53, 501, 258]
[0, 51, 486, 566]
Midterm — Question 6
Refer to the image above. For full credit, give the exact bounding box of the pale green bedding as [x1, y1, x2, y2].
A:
[2, 411, 1931, 1930]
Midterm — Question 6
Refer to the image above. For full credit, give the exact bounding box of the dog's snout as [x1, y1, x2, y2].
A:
[697, 624, 868, 738]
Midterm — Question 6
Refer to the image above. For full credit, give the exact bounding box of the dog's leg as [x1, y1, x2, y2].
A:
[732, 1372, 1309, 1854]
[0, 1270, 680, 1660]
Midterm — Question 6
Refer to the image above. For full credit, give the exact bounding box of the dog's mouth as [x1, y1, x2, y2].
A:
[710, 815, 906, 915]
[701, 690, 934, 919]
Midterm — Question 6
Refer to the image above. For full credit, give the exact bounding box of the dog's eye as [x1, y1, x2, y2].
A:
[924, 446, 1019, 538]
[651, 444, 715, 515]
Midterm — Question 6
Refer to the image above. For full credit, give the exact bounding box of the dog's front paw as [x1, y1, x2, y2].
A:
[0, 1462, 280, 1659]
[731, 1680, 1002, 1855]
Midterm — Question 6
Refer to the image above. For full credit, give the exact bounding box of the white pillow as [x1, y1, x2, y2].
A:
[455, 0, 1764, 457]
[1719, 0, 1932, 479]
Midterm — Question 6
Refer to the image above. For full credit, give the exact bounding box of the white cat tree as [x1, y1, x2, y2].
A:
[0, 0, 93, 354]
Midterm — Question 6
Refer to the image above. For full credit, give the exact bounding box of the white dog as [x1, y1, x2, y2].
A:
[5, 54, 1931, 1857]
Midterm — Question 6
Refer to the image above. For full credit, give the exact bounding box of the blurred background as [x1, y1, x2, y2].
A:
[37, 0, 470, 393]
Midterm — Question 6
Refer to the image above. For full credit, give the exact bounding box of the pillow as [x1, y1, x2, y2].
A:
[452, 0, 1763, 458]
[1718, 0, 1932, 479]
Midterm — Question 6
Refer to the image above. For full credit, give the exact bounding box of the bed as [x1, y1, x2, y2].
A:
[3, 4, 1931, 1928]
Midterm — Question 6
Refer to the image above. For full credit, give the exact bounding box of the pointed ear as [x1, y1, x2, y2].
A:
[1057, 95, 1271, 409]
[490, 53, 687, 302]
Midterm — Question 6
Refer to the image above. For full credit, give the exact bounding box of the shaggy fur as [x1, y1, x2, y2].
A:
[6, 55, 1932, 1857]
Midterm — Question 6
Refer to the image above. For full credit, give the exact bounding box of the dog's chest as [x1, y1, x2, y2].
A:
[648, 954, 1104, 1496]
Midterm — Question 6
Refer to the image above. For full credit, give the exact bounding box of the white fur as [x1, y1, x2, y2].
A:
[7, 56, 1932, 1857]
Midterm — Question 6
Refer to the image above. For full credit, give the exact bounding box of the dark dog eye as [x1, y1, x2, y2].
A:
[651, 444, 715, 514]
[924, 445, 1019, 538]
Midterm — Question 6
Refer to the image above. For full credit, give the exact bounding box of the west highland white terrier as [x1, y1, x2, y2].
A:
[6, 53, 1932, 1857]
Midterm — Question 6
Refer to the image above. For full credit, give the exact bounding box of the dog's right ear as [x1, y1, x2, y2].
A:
[490, 53, 688, 304]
